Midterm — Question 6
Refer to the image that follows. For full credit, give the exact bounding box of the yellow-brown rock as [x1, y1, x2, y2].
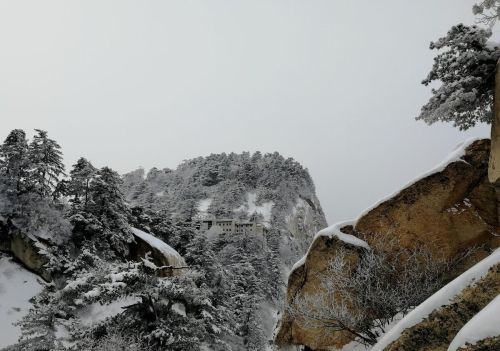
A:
[276, 139, 499, 350]
[356, 139, 496, 259]
[276, 225, 365, 350]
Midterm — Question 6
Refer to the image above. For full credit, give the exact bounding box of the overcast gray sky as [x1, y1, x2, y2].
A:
[0, 0, 492, 224]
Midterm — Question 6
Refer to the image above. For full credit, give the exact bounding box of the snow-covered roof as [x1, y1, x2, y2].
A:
[131, 228, 186, 267]
[372, 248, 500, 351]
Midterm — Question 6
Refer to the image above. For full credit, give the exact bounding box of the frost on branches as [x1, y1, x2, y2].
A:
[417, 24, 500, 130]
[474, 0, 500, 25]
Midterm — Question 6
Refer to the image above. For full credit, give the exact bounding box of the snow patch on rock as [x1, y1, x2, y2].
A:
[131, 227, 186, 267]
[290, 220, 369, 275]
[196, 198, 213, 219]
[234, 192, 274, 225]
[448, 294, 500, 351]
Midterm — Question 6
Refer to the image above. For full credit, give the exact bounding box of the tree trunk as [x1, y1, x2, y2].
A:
[488, 58, 500, 224]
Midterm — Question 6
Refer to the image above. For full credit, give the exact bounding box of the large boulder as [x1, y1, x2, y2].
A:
[276, 139, 499, 350]
[276, 223, 367, 350]
[356, 138, 496, 259]
[129, 227, 186, 277]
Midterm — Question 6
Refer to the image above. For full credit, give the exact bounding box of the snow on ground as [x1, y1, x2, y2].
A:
[131, 227, 186, 267]
[171, 302, 186, 317]
[447, 294, 500, 351]
[289, 220, 369, 275]
[195, 198, 213, 219]
[289, 138, 481, 276]
[372, 248, 500, 351]
[78, 296, 139, 326]
[0, 255, 44, 348]
[197, 198, 212, 213]
[234, 192, 274, 225]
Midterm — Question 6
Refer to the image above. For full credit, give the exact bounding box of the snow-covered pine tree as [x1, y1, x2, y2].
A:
[29, 129, 65, 197]
[418, 1, 500, 130]
[67, 157, 97, 212]
[474, 0, 500, 25]
[88, 167, 133, 254]
[0, 129, 30, 193]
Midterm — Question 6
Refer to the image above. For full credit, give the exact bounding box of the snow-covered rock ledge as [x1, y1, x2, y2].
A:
[373, 248, 500, 350]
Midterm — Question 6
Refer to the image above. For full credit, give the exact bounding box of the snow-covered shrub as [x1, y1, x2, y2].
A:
[288, 236, 474, 346]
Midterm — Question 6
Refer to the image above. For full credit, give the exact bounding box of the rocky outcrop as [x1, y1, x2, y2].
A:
[276, 224, 366, 350]
[129, 227, 187, 277]
[0, 220, 51, 281]
[357, 139, 497, 259]
[382, 262, 500, 351]
[277, 139, 499, 350]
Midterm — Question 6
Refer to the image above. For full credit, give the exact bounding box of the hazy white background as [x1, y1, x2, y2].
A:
[0, 0, 492, 224]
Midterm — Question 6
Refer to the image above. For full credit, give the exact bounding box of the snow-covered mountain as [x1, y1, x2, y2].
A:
[122, 151, 328, 268]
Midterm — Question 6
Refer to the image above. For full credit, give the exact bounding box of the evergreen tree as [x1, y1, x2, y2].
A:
[474, 0, 500, 24]
[87, 166, 133, 255]
[67, 157, 97, 211]
[0, 129, 30, 193]
[29, 129, 65, 196]
[418, 2, 500, 130]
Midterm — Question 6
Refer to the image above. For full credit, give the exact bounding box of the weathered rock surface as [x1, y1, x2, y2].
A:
[276, 139, 499, 350]
[276, 225, 365, 350]
[0, 220, 51, 281]
[383, 263, 500, 351]
[357, 139, 496, 259]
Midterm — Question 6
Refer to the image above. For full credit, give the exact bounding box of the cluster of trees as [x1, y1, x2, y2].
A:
[0, 129, 64, 197]
[123, 151, 318, 222]
[131, 207, 283, 350]
[0, 129, 288, 350]
[0, 129, 132, 257]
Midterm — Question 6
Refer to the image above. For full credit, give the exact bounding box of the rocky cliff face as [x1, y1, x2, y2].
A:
[277, 139, 500, 350]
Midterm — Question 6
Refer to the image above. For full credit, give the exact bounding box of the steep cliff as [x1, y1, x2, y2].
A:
[277, 139, 499, 350]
